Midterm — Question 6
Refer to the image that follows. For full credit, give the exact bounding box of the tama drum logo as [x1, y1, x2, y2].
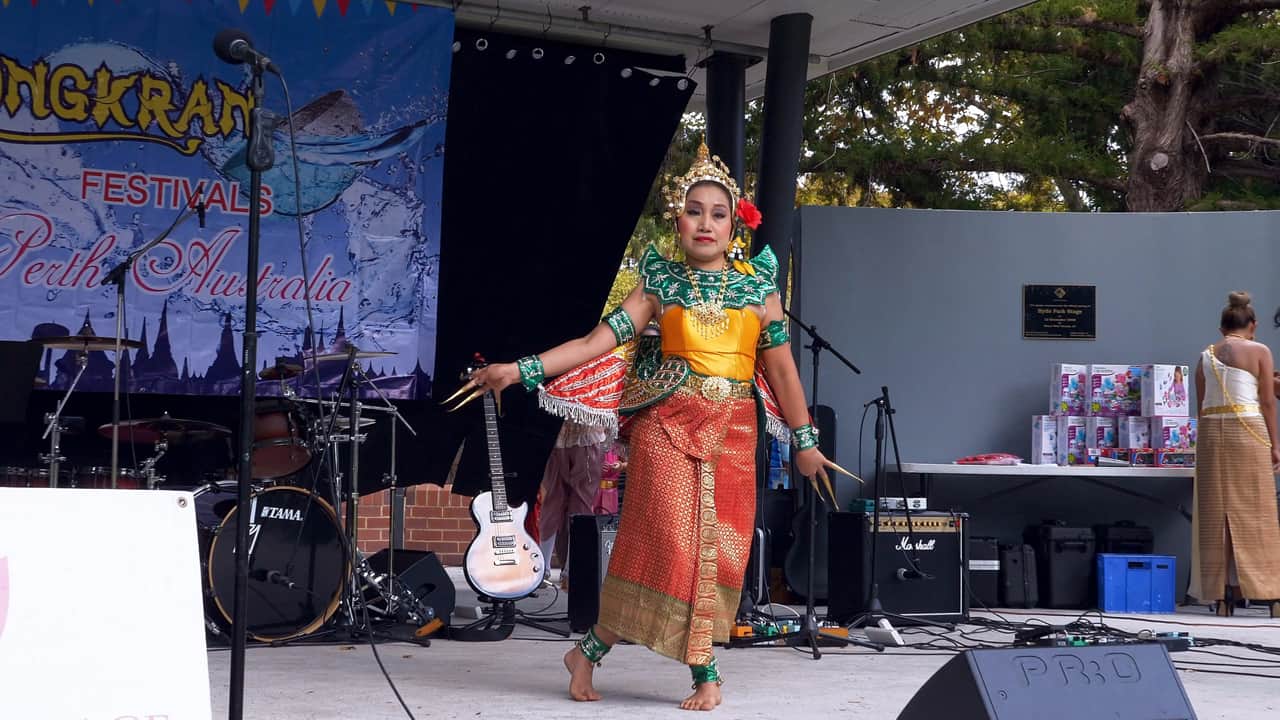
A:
[261, 506, 304, 522]
[894, 537, 937, 552]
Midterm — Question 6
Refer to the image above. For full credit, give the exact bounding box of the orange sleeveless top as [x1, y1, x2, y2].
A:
[659, 306, 760, 382]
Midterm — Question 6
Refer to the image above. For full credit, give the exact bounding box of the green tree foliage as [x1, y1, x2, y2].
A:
[794, 0, 1280, 211]
[607, 1, 1280, 293]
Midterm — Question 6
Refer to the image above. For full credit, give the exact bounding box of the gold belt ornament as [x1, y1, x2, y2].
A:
[675, 374, 754, 402]
[1202, 403, 1260, 416]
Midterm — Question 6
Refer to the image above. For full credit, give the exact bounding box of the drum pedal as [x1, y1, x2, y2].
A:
[414, 617, 445, 638]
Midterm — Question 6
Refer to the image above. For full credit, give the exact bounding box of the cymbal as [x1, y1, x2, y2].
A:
[99, 415, 231, 444]
[259, 362, 303, 381]
[308, 349, 396, 363]
[38, 335, 143, 351]
[331, 416, 376, 430]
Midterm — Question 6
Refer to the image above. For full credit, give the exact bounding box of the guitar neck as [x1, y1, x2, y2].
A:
[481, 392, 509, 514]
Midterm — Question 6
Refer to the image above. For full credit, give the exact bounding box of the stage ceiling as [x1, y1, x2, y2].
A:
[411, 0, 1039, 108]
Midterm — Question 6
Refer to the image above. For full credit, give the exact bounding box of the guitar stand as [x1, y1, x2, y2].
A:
[450, 597, 570, 642]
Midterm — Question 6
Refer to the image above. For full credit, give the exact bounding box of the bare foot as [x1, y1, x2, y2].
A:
[563, 647, 601, 701]
[679, 682, 722, 711]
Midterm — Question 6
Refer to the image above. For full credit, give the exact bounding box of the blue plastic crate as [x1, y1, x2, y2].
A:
[1097, 553, 1176, 613]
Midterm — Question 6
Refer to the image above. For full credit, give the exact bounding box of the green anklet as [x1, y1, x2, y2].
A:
[689, 656, 722, 687]
[577, 627, 611, 665]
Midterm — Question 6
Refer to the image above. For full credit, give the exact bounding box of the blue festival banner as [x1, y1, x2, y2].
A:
[0, 0, 452, 399]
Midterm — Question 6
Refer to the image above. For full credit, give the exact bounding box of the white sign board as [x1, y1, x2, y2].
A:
[0, 488, 211, 720]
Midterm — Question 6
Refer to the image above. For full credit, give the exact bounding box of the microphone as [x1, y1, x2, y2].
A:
[197, 201, 206, 229]
[250, 568, 297, 589]
[212, 28, 280, 75]
[896, 568, 924, 581]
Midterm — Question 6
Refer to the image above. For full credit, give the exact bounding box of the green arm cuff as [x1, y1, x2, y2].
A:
[516, 355, 545, 393]
[604, 307, 636, 346]
[757, 319, 790, 350]
[791, 423, 819, 451]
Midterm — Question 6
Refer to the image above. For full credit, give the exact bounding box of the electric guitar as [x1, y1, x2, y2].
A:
[461, 363, 546, 601]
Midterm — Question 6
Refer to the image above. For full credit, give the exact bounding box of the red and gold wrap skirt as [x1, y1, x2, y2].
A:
[596, 378, 757, 666]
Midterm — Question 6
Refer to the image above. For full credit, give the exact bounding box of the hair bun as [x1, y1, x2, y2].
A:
[1228, 291, 1252, 308]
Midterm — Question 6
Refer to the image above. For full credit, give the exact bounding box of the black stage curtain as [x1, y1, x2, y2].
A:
[2, 29, 691, 507]
[429, 29, 692, 505]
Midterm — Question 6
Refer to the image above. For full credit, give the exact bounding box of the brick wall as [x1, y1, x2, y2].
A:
[355, 483, 477, 566]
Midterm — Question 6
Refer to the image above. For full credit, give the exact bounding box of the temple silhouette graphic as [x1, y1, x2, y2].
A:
[39, 304, 430, 400]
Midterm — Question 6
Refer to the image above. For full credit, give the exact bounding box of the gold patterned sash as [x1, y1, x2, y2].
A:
[1201, 403, 1260, 416]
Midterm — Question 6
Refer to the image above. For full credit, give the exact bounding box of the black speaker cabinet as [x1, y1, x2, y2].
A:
[364, 549, 456, 625]
[567, 513, 619, 632]
[827, 511, 968, 624]
[898, 644, 1197, 720]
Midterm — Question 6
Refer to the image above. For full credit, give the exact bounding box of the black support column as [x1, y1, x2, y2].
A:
[705, 52, 750, 187]
[752, 13, 812, 300]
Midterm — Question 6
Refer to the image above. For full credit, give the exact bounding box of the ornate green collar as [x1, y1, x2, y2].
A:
[638, 244, 778, 309]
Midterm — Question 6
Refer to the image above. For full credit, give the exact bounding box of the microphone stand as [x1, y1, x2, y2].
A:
[100, 199, 202, 488]
[845, 386, 953, 634]
[735, 309, 879, 657]
[229, 59, 274, 720]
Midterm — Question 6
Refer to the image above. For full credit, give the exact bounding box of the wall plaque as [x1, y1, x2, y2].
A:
[1023, 284, 1096, 339]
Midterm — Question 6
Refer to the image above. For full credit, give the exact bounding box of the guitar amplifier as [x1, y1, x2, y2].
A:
[827, 511, 969, 624]
[567, 513, 619, 632]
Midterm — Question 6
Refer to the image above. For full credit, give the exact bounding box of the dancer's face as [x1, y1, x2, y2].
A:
[677, 182, 733, 267]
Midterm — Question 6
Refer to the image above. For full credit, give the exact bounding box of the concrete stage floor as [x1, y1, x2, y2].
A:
[208, 569, 1280, 719]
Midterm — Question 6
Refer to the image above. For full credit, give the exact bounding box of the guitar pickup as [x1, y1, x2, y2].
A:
[489, 512, 513, 523]
[492, 536, 516, 549]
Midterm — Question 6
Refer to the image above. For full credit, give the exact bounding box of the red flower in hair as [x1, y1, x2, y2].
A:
[736, 199, 762, 230]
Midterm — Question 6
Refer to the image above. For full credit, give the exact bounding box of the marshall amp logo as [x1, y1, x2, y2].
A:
[894, 537, 938, 552]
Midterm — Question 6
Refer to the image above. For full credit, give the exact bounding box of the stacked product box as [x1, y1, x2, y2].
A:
[1056, 415, 1089, 466]
[1142, 365, 1191, 418]
[1031, 415, 1057, 465]
[1051, 363, 1089, 416]
[1120, 416, 1151, 449]
[1042, 362, 1195, 467]
[1086, 417, 1117, 449]
[1144, 364, 1192, 467]
[1089, 365, 1144, 417]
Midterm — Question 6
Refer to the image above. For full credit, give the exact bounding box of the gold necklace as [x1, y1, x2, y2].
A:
[685, 263, 730, 339]
[1225, 333, 1252, 341]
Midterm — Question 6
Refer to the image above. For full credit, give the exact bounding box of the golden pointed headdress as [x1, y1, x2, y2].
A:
[662, 141, 740, 221]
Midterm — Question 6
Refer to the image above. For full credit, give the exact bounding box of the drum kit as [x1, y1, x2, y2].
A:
[8, 332, 435, 644]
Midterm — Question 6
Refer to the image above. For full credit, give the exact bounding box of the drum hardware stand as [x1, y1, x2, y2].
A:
[40, 352, 89, 488]
[292, 351, 434, 644]
[352, 361, 418, 587]
[341, 360, 435, 637]
[138, 439, 168, 489]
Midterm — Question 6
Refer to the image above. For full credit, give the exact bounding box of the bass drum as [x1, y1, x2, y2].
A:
[196, 481, 348, 642]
